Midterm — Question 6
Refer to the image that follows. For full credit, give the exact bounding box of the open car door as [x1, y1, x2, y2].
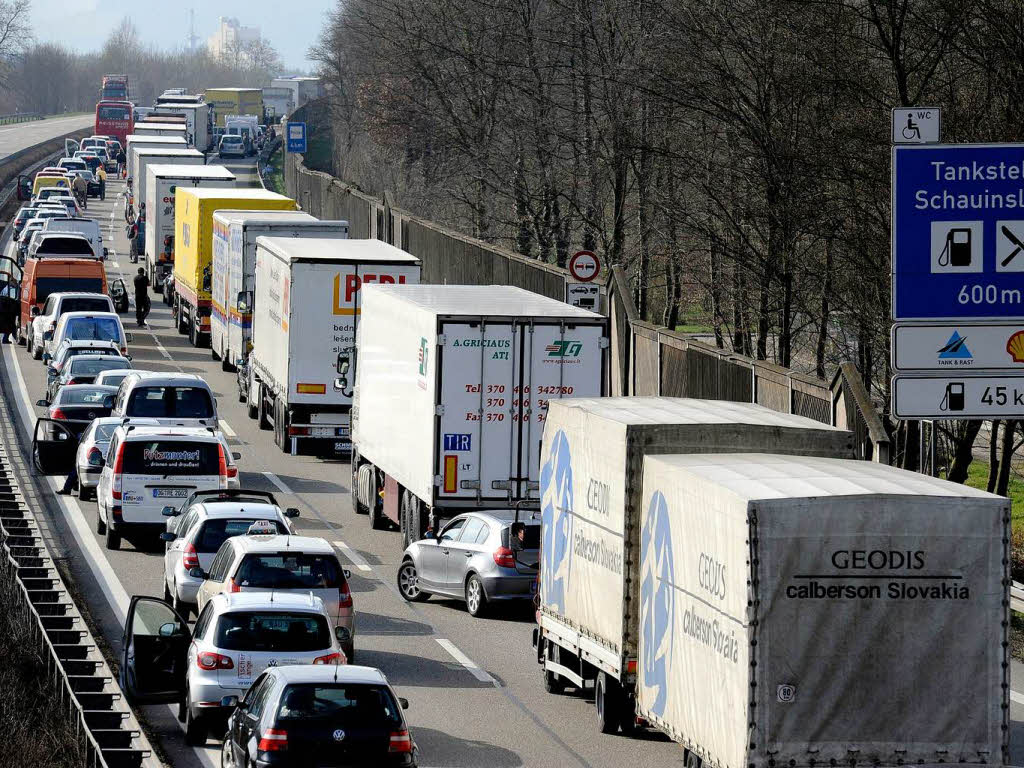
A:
[120, 596, 192, 704]
[16, 174, 31, 201]
[64, 138, 79, 158]
[32, 418, 78, 475]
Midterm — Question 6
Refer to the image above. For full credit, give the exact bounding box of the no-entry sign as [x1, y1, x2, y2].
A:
[568, 250, 600, 282]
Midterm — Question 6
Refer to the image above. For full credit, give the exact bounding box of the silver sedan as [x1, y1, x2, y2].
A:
[397, 510, 539, 617]
[74, 416, 120, 500]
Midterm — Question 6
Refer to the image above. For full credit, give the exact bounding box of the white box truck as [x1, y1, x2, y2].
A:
[212, 210, 349, 374]
[248, 237, 421, 457]
[145, 164, 236, 294]
[532, 397, 1007, 768]
[125, 135, 187, 178]
[154, 102, 212, 151]
[351, 285, 606, 542]
[133, 122, 188, 140]
[131, 147, 202, 196]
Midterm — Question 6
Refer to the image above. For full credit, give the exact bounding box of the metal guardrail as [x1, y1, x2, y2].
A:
[0, 446, 149, 768]
[0, 112, 41, 125]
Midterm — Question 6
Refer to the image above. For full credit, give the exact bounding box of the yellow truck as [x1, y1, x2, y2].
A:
[204, 87, 264, 127]
[173, 188, 296, 346]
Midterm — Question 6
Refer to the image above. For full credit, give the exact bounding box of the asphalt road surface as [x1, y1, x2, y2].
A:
[0, 114, 94, 160]
[0, 163, 689, 768]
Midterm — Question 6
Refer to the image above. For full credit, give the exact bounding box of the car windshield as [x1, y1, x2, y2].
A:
[36, 278, 104, 301]
[121, 440, 220, 475]
[57, 387, 113, 405]
[126, 386, 214, 419]
[70, 357, 126, 376]
[59, 298, 110, 313]
[93, 423, 118, 442]
[66, 317, 119, 341]
[275, 684, 402, 725]
[196, 518, 288, 553]
[214, 612, 330, 652]
[97, 372, 129, 387]
[37, 239, 92, 256]
[236, 553, 343, 589]
[97, 106, 130, 120]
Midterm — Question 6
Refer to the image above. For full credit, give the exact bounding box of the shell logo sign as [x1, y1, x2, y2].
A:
[1007, 330, 1024, 362]
[332, 273, 409, 315]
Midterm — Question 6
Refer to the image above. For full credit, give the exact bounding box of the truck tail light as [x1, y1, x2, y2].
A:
[258, 728, 288, 752]
[287, 426, 309, 436]
[493, 546, 515, 568]
[196, 651, 234, 670]
[182, 542, 199, 571]
[388, 730, 412, 753]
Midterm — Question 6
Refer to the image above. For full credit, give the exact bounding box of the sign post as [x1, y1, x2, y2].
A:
[285, 122, 307, 154]
[568, 250, 600, 283]
[891, 143, 1024, 419]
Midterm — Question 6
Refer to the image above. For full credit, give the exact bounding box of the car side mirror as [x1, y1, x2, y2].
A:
[188, 567, 205, 579]
[343, 569, 352, 580]
[125, 333, 133, 342]
[161, 505, 179, 517]
[423, 530, 435, 540]
[158, 622, 177, 637]
[159, 532, 175, 542]
[30, 306, 40, 317]
[232, 451, 241, 460]
[283, 506, 300, 519]
[399, 697, 409, 710]
[221, 695, 240, 709]
[36, 398, 49, 407]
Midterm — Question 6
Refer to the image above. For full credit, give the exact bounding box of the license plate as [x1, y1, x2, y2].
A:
[153, 488, 188, 498]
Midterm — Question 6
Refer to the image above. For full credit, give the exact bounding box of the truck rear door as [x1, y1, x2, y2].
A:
[513, 321, 604, 499]
[437, 321, 517, 503]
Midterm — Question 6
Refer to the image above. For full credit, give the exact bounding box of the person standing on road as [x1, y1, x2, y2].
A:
[73, 172, 88, 210]
[134, 267, 150, 327]
[96, 164, 106, 200]
[116, 148, 126, 178]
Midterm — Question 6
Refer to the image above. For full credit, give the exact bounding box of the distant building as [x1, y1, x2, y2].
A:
[271, 77, 322, 110]
[208, 17, 261, 61]
[263, 87, 294, 120]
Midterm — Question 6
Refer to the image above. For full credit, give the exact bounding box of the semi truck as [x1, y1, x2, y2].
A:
[248, 238, 420, 456]
[212, 211, 349, 374]
[532, 397, 1008, 768]
[173, 188, 296, 347]
[351, 285, 606, 542]
[132, 122, 187, 140]
[155, 102, 212, 151]
[125, 135, 188, 180]
[205, 88, 263, 127]
[132, 148, 203, 203]
[145, 164, 236, 295]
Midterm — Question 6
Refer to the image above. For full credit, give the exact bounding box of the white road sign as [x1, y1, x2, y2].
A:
[892, 322, 1024, 371]
[892, 374, 1024, 418]
[891, 107, 940, 144]
[568, 250, 600, 282]
[565, 282, 601, 311]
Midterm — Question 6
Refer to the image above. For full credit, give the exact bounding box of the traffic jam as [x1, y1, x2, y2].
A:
[0, 75, 1013, 768]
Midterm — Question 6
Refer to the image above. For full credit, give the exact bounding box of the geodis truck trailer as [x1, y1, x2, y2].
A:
[351, 285, 606, 544]
[145, 164, 236, 295]
[211, 210, 350, 374]
[247, 237, 420, 456]
[533, 397, 1008, 768]
[173, 188, 296, 347]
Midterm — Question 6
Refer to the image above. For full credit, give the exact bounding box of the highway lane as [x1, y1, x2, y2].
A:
[0, 114, 94, 159]
[0, 167, 684, 768]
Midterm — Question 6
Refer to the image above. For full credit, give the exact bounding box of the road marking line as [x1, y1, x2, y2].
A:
[110, 260, 118, 268]
[332, 541, 372, 572]
[218, 419, 236, 437]
[436, 638, 495, 683]
[1012, 690, 1024, 706]
[262, 471, 293, 495]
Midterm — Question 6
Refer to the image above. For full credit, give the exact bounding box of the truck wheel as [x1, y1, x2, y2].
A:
[274, 399, 288, 450]
[684, 751, 702, 768]
[543, 642, 566, 694]
[595, 672, 621, 734]
[221, 348, 233, 373]
[176, 304, 187, 335]
[258, 391, 271, 430]
[465, 574, 488, 617]
[351, 450, 365, 514]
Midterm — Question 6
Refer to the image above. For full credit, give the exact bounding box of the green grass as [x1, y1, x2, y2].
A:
[956, 460, 1024, 531]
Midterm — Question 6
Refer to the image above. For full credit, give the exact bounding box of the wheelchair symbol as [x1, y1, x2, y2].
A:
[902, 115, 921, 141]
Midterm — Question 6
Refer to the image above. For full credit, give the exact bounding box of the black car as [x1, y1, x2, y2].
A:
[32, 384, 117, 474]
[47, 355, 132, 402]
[218, 666, 417, 768]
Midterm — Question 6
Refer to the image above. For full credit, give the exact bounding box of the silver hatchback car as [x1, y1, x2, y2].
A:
[397, 511, 539, 617]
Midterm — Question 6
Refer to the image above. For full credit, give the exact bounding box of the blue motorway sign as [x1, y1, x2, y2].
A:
[893, 144, 1024, 319]
[286, 121, 307, 153]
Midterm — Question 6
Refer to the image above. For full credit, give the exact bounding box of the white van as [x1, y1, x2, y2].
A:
[111, 372, 218, 428]
[96, 424, 238, 550]
[47, 311, 129, 361]
[42, 218, 106, 259]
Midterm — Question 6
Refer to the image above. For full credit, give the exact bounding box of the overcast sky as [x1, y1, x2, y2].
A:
[29, 0, 333, 70]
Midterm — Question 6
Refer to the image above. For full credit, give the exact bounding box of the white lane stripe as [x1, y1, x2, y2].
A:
[262, 471, 293, 495]
[436, 638, 495, 683]
[110, 261, 119, 268]
[1012, 690, 1024, 706]
[332, 541, 372, 572]
[218, 419, 237, 437]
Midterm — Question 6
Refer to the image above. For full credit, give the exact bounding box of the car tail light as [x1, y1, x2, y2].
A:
[182, 542, 200, 571]
[258, 728, 288, 752]
[228, 577, 242, 593]
[111, 441, 125, 500]
[120, 346, 127, 355]
[388, 730, 413, 753]
[312, 652, 342, 665]
[287, 426, 309, 436]
[339, 582, 353, 609]
[493, 546, 516, 568]
[50, 407, 67, 420]
[87, 447, 103, 467]
[196, 651, 234, 670]
[217, 444, 228, 489]
[66, 378, 80, 385]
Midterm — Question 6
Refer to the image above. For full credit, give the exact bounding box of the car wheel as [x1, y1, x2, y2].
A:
[104, 524, 121, 551]
[184, 700, 207, 746]
[397, 560, 428, 602]
[465, 574, 487, 617]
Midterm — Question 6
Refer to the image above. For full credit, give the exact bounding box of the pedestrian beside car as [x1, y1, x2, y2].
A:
[133, 267, 150, 327]
[96, 164, 106, 200]
[116, 148, 126, 177]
